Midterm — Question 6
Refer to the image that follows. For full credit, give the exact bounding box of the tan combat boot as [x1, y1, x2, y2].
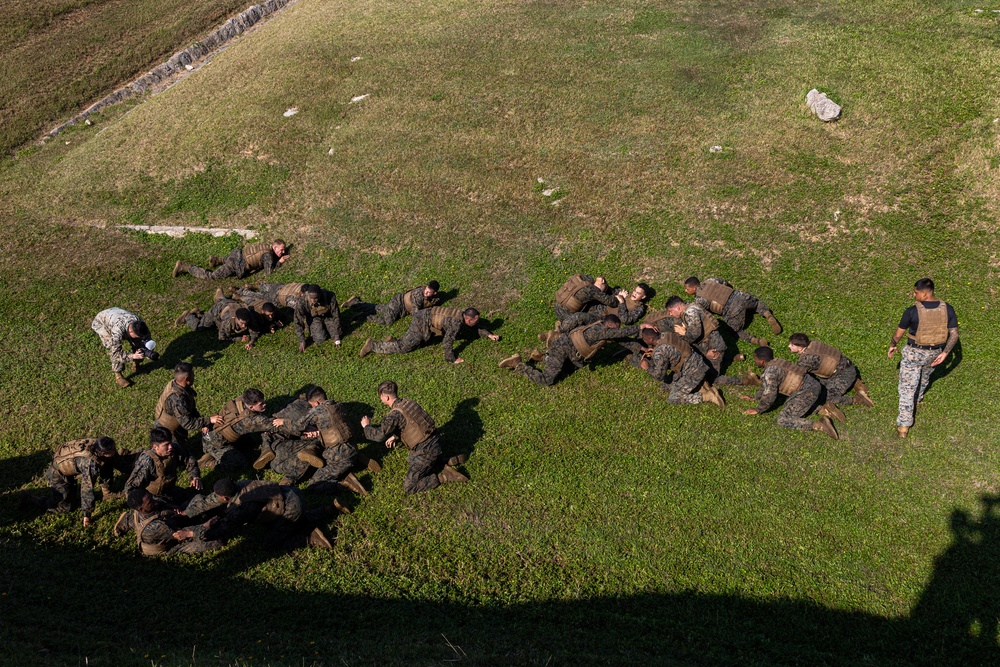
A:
[114, 372, 132, 388]
[438, 465, 469, 485]
[197, 453, 216, 470]
[817, 402, 846, 424]
[743, 372, 762, 387]
[341, 296, 360, 309]
[812, 417, 838, 440]
[359, 338, 374, 358]
[172, 260, 188, 278]
[113, 511, 130, 537]
[382, 336, 395, 343]
[854, 381, 875, 407]
[297, 446, 325, 468]
[529, 349, 545, 362]
[213, 288, 225, 302]
[498, 353, 522, 369]
[764, 311, 782, 335]
[332, 498, 351, 515]
[700, 384, 725, 410]
[733, 353, 746, 362]
[208, 255, 223, 269]
[308, 527, 333, 549]
[340, 473, 368, 496]
[749, 335, 769, 347]
[252, 446, 275, 470]
[358, 455, 382, 473]
[897, 425, 909, 439]
[447, 453, 469, 467]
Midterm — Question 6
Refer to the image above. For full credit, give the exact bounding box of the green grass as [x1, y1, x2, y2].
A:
[1, 0, 1000, 664]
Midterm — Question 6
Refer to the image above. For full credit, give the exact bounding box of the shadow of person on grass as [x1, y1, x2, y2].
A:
[158, 329, 230, 371]
[438, 398, 483, 465]
[923, 338, 963, 394]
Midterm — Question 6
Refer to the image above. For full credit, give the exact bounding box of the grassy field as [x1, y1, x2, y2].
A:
[0, 0, 253, 154]
[1, 0, 1000, 664]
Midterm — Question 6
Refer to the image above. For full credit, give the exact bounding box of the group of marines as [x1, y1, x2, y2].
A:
[32, 237, 959, 556]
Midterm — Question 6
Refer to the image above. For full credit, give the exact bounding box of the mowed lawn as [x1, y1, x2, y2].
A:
[1, 0, 1000, 665]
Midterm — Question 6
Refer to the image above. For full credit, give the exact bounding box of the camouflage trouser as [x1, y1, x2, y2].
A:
[823, 364, 859, 405]
[163, 536, 225, 556]
[516, 337, 579, 386]
[557, 311, 601, 333]
[92, 322, 130, 374]
[307, 443, 360, 494]
[696, 330, 727, 372]
[777, 376, 821, 431]
[897, 345, 939, 427]
[307, 315, 340, 343]
[371, 301, 407, 326]
[186, 248, 246, 281]
[202, 433, 250, 471]
[553, 304, 580, 322]
[664, 356, 708, 405]
[270, 437, 317, 483]
[372, 323, 431, 355]
[404, 437, 443, 494]
[722, 293, 770, 343]
[43, 467, 76, 510]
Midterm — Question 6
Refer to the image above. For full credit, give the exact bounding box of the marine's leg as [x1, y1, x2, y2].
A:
[372, 325, 424, 354]
[403, 440, 443, 494]
[824, 366, 858, 405]
[270, 439, 311, 483]
[306, 443, 359, 494]
[896, 346, 926, 427]
[777, 385, 821, 431]
[667, 363, 708, 405]
[43, 467, 72, 511]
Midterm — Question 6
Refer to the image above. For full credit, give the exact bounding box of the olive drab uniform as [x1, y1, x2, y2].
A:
[896, 300, 958, 428]
[184, 242, 281, 281]
[364, 397, 443, 494]
[371, 307, 492, 362]
[132, 506, 222, 557]
[301, 401, 359, 493]
[124, 444, 200, 505]
[553, 274, 619, 321]
[262, 395, 317, 480]
[516, 322, 640, 386]
[635, 332, 709, 404]
[236, 283, 304, 310]
[755, 359, 822, 431]
[694, 278, 775, 344]
[797, 340, 859, 405]
[555, 292, 646, 333]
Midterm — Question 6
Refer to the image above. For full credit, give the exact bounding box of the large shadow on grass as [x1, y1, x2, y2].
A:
[158, 329, 230, 370]
[3, 496, 1000, 665]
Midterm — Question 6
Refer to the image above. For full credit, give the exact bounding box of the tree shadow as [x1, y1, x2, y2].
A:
[158, 329, 230, 370]
[438, 397, 484, 464]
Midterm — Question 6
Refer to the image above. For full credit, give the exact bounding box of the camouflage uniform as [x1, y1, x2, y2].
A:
[554, 275, 619, 321]
[202, 409, 282, 471]
[557, 296, 645, 332]
[210, 481, 306, 550]
[43, 441, 121, 517]
[679, 304, 726, 368]
[755, 363, 822, 431]
[124, 446, 201, 505]
[292, 289, 342, 347]
[287, 401, 359, 492]
[262, 396, 314, 480]
[632, 343, 708, 404]
[352, 286, 439, 326]
[132, 506, 222, 556]
[896, 301, 958, 428]
[154, 380, 211, 446]
[694, 278, 772, 343]
[91, 307, 143, 374]
[371, 308, 492, 363]
[184, 298, 260, 344]
[797, 351, 858, 405]
[181, 492, 228, 521]
[186, 246, 279, 281]
[364, 407, 442, 494]
[516, 324, 640, 386]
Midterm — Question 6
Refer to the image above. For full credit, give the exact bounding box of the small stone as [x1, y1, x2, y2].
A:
[350, 94, 369, 103]
[283, 107, 298, 117]
[85, 120, 92, 126]
[328, 148, 334, 155]
[351, 56, 363, 62]
[185, 64, 194, 71]
[806, 88, 841, 122]
[542, 188, 555, 196]
[709, 145, 723, 153]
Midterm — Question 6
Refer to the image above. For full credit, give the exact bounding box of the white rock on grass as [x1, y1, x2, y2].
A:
[542, 188, 556, 197]
[709, 145, 723, 153]
[283, 107, 299, 117]
[351, 56, 363, 62]
[806, 89, 842, 122]
[350, 94, 370, 103]
[118, 225, 257, 239]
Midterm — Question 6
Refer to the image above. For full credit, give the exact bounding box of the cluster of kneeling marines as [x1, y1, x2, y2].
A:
[26, 238, 956, 556]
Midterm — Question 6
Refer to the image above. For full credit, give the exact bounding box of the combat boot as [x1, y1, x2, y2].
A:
[332, 498, 351, 515]
[308, 526, 333, 549]
[297, 446, 325, 468]
[113, 511, 130, 537]
[700, 384, 725, 410]
[447, 453, 469, 467]
[359, 338, 374, 358]
[197, 453, 216, 470]
[252, 445, 275, 470]
[812, 416, 838, 440]
[529, 349, 545, 362]
[749, 335, 769, 347]
[498, 353, 522, 369]
[357, 455, 382, 473]
[817, 402, 846, 424]
[382, 336, 396, 343]
[743, 372, 762, 387]
[46, 501, 71, 514]
[341, 296, 360, 309]
[896, 425, 909, 439]
[208, 255, 223, 269]
[854, 381, 875, 407]
[213, 288, 225, 302]
[733, 353, 746, 362]
[764, 311, 782, 335]
[172, 260, 188, 278]
[174, 309, 195, 327]
[340, 473, 368, 496]
[101, 486, 124, 500]
[438, 465, 469, 485]
[114, 372, 132, 388]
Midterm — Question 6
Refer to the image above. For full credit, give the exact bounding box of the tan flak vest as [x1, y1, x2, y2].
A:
[318, 402, 353, 447]
[909, 301, 950, 347]
[220, 302, 242, 323]
[217, 398, 253, 443]
[555, 275, 592, 313]
[233, 480, 286, 523]
[243, 242, 274, 271]
[655, 332, 693, 373]
[769, 359, 806, 396]
[53, 439, 96, 476]
[803, 341, 842, 379]
[606, 295, 640, 316]
[569, 322, 606, 361]
[276, 283, 305, 307]
[154, 380, 185, 434]
[144, 449, 179, 496]
[134, 510, 169, 556]
[696, 280, 734, 315]
[402, 288, 419, 314]
[687, 304, 719, 339]
[429, 307, 462, 335]
[392, 398, 436, 449]
[643, 309, 674, 326]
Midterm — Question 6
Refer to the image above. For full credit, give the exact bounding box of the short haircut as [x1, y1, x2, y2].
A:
[603, 314, 622, 326]
[665, 296, 686, 310]
[378, 380, 398, 398]
[150, 427, 172, 446]
[174, 362, 194, 377]
[684, 277, 700, 288]
[242, 388, 266, 405]
[272, 238, 286, 247]
[788, 333, 810, 347]
[130, 320, 150, 339]
[126, 487, 148, 510]
[636, 282, 654, 300]
[754, 346, 774, 362]
[213, 478, 237, 499]
[462, 307, 480, 319]
[914, 278, 935, 292]
[235, 308, 252, 322]
[307, 386, 327, 402]
[641, 328, 659, 344]
[93, 436, 117, 456]
[260, 302, 277, 315]
[427, 280, 440, 292]
[304, 284, 321, 297]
